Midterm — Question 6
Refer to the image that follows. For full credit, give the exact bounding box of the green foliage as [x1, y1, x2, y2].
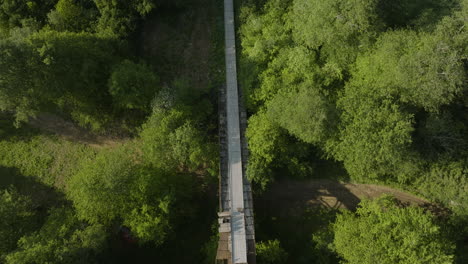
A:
[0, 30, 122, 128]
[0, 0, 55, 34]
[247, 108, 317, 188]
[201, 229, 219, 264]
[333, 196, 455, 264]
[267, 84, 336, 145]
[168, 77, 216, 125]
[5, 207, 107, 264]
[349, 30, 466, 112]
[255, 204, 339, 264]
[0, 39, 41, 124]
[108, 60, 159, 111]
[378, 0, 457, 29]
[67, 147, 135, 225]
[240, 0, 467, 187]
[93, 0, 156, 36]
[256, 239, 288, 264]
[332, 90, 415, 181]
[67, 146, 188, 244]
[0, 134, 95, 187]
[0, 188, 37, 260]
[416, 160, 468, 216]
[48, 0, 97, 32]
[0, 0, 221, 262]
[246, 110, 285, 188]
[415, 111, 467, 158]
[140, 108, 217, 174]
[239, 0, 292, 63]
[291, 0, 382, 70]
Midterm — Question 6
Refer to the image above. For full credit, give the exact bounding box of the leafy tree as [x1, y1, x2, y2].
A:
[67, 147, 135, 225]
[415, 111, 467, 158]
[329, 24, 467, 181]
[0, 188, 37, 260]
[333, 196, 455, 264]
[239, 0, 292, 64]
[48, 0, 97, 32]
[108, 60, 159, 111]
[247, 108, 316, 188]
[254, 46, 321, 105]
[416, 160, 468, 216]
[93, 0, 156, 36]
[256, 240, 288, 264]
[240, 0, 468, 186]
[5, 207, 107, 264]
[246, 110, 286, 188]
[140, 108, 217, 174]
[291, 0, 382, 71]
[67, 146, 193, 244]
[332, 88, 415, 181]
[0, 39, 40, 124]
[348, 30, 466, 112]
[0, 0, 55, 34]
[0, 30, 122, 128]
[266, 83, 337, 145]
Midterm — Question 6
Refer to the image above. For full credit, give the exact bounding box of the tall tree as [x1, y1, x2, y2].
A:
[67, 145, 195, 244]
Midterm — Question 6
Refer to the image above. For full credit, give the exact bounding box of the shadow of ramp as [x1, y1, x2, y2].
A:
[257, 179, 362, 215]
[316, 181, 362, 210]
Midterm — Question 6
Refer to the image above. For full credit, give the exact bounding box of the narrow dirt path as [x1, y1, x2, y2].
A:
[28, 113, 127, 148]
[259, 179, 428, 210]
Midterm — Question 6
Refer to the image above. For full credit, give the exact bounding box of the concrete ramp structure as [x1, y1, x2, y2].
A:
[216, 0, 256, 263]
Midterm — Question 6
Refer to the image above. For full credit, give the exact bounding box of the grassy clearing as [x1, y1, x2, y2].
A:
[0, 113, 97, 189]
[0, 135, 95, 187]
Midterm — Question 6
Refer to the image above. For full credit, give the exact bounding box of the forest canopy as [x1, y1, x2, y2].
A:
[240, 0, 467, 189]
[240, 0, 467, 262]
[0, 0, 467, 263]
[0, 0, 220, 263]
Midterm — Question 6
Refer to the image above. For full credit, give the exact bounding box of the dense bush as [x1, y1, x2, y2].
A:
[0, 0, 56, 35]
[140, 107, 217, 174]
[0, 135, 95, 187]
[5, 207, 107, 264]
[108, 60, 159, 111]
[256, 240, 288, 264]
[333, 196, 455, 264]
[67, 146, 180, 244]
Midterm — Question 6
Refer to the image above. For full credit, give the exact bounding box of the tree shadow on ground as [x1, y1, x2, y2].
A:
[258, 179, 361, 214]
[101, 178, 219, 264]
[254, 178, 363, 264]
[0, 112, 41, 141]
[0, 166, 66, 209]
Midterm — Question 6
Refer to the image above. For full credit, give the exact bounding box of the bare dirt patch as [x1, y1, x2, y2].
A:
[29, 113, 127, 148]
[259, 179, 428, 211]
